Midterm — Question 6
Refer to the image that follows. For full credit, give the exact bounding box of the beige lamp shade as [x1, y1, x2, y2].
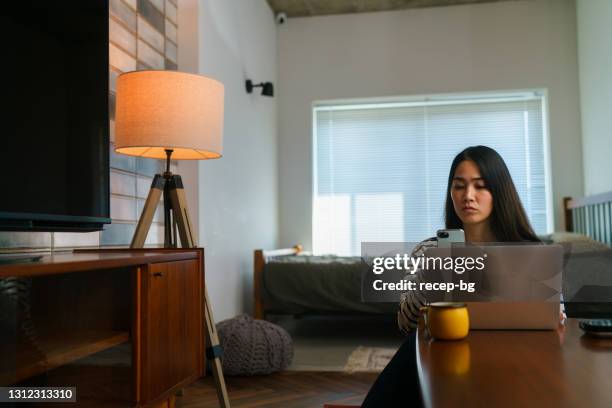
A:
[114, 70, 224, 160]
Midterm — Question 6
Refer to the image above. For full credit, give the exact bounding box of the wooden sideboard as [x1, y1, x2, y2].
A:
[0, 249, 206, 407]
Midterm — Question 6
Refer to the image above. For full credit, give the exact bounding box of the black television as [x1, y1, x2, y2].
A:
[0, 1, 111, 232]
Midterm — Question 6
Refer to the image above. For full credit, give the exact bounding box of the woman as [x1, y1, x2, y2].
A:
[363, 145, 540, 407]
[397, 145, 540, 333]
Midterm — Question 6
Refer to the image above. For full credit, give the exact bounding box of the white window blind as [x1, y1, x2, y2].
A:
[313, 92, 551, 256]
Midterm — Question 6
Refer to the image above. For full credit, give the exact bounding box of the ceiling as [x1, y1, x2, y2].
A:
[267, 0, 516, 18]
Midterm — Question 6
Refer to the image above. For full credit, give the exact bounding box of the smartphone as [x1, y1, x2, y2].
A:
[436, 229, 465, 247]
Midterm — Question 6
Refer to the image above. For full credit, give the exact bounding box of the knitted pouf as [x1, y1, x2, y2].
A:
[216, 314, 293, 376]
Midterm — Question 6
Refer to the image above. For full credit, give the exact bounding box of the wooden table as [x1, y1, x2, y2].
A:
[417, 319, 612, 408]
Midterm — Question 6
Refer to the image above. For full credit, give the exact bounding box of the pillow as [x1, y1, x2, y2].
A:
[540, 232, 609, 254]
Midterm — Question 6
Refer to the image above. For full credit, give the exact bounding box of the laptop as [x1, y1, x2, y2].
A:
[424, 244, 564, 330]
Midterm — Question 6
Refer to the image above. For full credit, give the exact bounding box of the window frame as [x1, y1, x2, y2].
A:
[311, 89, 554, 255]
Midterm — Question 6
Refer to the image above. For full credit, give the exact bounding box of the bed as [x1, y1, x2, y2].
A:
[254, 192, 612, 320]
[253, 246, 397, 319]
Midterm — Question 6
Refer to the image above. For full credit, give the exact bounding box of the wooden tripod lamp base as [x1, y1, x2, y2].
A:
[130, 171, 194, 249]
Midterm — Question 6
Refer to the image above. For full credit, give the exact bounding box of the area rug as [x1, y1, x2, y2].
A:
[343, 346, 397, 373]
[274, 315, 403, 372]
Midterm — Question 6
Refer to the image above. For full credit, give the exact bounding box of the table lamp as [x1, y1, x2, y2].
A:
[114, 70, 224, 249]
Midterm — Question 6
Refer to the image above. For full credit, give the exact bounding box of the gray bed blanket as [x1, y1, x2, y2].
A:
[263, 255, 396, 315]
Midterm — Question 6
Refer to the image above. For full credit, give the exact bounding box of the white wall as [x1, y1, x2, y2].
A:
[577, 0, 612, 196]
[179, 0, 278, 321]
[277, 0, 583, 249]
[178, 0, 200, 245]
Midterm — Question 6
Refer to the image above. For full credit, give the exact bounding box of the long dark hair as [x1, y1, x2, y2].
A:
[444, 145, 540, 242]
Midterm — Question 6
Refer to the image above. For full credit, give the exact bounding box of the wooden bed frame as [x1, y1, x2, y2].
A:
[253, 244, 303, 319]
[564, 191, 612, 246]
[252, 192, 612, 320]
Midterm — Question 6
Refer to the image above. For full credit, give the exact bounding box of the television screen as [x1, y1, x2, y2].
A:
[0, 1, 111, 231]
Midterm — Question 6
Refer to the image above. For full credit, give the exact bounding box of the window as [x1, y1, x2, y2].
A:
[313, 91, 551, 256]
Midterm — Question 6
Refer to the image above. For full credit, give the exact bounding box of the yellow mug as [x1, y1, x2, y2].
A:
[420, 302, 469, 340]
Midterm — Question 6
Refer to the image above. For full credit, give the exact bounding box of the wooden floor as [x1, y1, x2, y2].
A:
[15, 342, 378, 408]
[176, 371, 378, 408]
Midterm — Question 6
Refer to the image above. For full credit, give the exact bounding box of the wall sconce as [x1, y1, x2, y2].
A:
[245, 79, 274, 97]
